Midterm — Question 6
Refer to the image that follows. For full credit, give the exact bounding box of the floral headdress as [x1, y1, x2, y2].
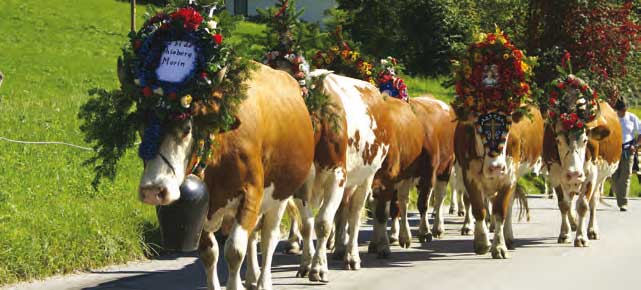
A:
[79, 1, 253, 186]
[544, 52, 599, 139]
[312, 26, 375, 85]
[376, 56, 409, 101]
[451, 27, 537, 120]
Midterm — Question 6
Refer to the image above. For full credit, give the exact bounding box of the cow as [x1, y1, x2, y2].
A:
[543, 101, 621, 247]
[455, 105, 543, 258]
[366, 96, 426, 257]
[137, 63, 315, 290]
[290, 70, 391, 277]
[380, 96, 457, 251]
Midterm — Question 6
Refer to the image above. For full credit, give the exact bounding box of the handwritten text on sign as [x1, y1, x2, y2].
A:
[155, 41, 197, 84]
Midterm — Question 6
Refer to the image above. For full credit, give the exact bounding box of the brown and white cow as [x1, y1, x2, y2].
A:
[455, 106, 543, 258]
[367, 96, 426, 257]
[543, 101, 621, 247]
[292, 70, 391, 274]
[382, 96, 457, 250]
[137, 63, 315, 290]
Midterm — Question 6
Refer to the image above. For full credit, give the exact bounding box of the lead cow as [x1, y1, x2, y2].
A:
[455, 106, 543, 258]
[138, 63, 315, 290]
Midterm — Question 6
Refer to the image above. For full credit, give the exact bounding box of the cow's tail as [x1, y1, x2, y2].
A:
[514, 183, 531, 222]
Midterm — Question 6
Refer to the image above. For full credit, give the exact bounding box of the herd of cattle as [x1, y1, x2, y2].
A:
[136, 62, 622, 290]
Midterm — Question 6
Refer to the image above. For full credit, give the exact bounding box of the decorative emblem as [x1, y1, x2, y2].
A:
[477, 112, 511, 156]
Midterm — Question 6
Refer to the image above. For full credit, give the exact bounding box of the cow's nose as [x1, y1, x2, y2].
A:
[139, 185, 168, 205]
[566, 170, 584, 181]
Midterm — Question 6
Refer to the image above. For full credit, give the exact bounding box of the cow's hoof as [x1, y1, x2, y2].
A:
[461, 227, 472, 236]
[432, 226, 444, 239]
[246, 283, 258, 290]
[491, 246, 509, 259]
[458, 210, 466, 217]
[418, 232, 433, 243]
[344, 257, 361, 270]
[587, 230, 600, 240]
[367, 242, 377, 254]
[377, 247, 391, 259]
[308, 269, 329, 283]
[474, 244, 490, 255]
[557, 234, 571, 244]
[296, 265, 310, 278]
[506, 239, 515, 250]
[574, 237, 589, 247]
[284, 240, 301, 255]
[399, 236, 411, 249]
[389, 236, 400, 246]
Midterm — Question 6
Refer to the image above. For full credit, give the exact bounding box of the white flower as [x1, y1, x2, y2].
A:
[153, 87, 164, 96]
[207, 20, 218, 30]
[134, 79, 141, 85]
[381, 59, 388, 65]
[576, 98, 586, 105]
[299, 80, 306, 86]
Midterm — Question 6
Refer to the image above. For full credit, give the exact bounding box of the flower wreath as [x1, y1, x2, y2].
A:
[544, 53, 599, 139]
[376, 56, 409, 102]
[79, 1, 253, 186]
[451, 28, 537, 119]
[312, 26, 375, 85]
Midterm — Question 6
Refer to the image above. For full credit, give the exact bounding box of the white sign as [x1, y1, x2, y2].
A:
[155, 41, 197, 84]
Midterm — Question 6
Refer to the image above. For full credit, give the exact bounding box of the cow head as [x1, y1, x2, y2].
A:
[138, 117, 197, 205]
[472, 111, 518, 179]
[550, 121, 610, 193]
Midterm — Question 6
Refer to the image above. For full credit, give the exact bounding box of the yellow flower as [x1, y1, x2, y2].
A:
[351, 51, 360, 61]
[475, 32, 487, 43]
[181, 95, 193, 108]
[465, 96, 474, 106]
[503, 54, 510, 60]
[521, 62, 530, 73]
[330, 46, 339, 52]
[474, 53, 482, 63]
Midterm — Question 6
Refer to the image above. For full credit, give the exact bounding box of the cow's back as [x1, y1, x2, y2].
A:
[508, 106, 544, 169]
[206, 63, 315, 201]
[318, 71, 389, 186]
[411, 95, 457, 175]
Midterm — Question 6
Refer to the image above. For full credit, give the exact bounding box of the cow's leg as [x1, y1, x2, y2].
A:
[226, 182, 263, 290]
[326, 224, 336, 251]
[490, 187, 513, 259]
[256, 199, 288, 290]
[371, 197, 391, 258]
[457, 188, 467, 217]
[468, 184, 490, 254]
[397, 181, 414, 248]
[461, 192, 473, 235]
[389, 192, 400, 246]
[569, 197, 578, 232]
[449, 186, 458, 215]
[284, 199, 303, 254]
[345, 178, 374, 270]
[294, 199, 315, 278]
[504, 194, 515, 250]
[588, 183, 603, 240]
[199, 230, 222, 290]
[417, 176, 435, 243]
[486, 199, 495, 233]
[557, 187, 572, 244]
[432, 179, 448, 239]
[574, 190, 591, 247]
[309, 167, 346, 283]
[332, 194, 351, 260]
[245, 229, 261, 289]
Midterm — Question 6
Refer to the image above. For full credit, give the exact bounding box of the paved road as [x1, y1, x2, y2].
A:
[6, 197, 641, 290]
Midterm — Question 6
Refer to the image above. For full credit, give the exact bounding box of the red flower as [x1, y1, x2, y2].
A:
[558, 82, 565, 89]
[550, 97, 557, 105]
[142, 86, 153, 97]
[561, 51, 571, 68]
[570, 113, 579, 122]
[549, 111, 556, 118]
[200, 72, 208, 80]
[577, 121, 584, 128]
[213, 34, 223, 45]
[171, 7, 203, 31]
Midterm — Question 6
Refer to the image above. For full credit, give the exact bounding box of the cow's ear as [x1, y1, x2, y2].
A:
[588, 125, 610, 141]
[512, 111, 524, 123]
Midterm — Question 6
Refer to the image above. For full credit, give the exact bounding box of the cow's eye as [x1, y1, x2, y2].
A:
[182, 125, 192, 136]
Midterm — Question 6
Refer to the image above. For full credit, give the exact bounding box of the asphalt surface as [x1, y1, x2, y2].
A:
[5, 197, 641, 290]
